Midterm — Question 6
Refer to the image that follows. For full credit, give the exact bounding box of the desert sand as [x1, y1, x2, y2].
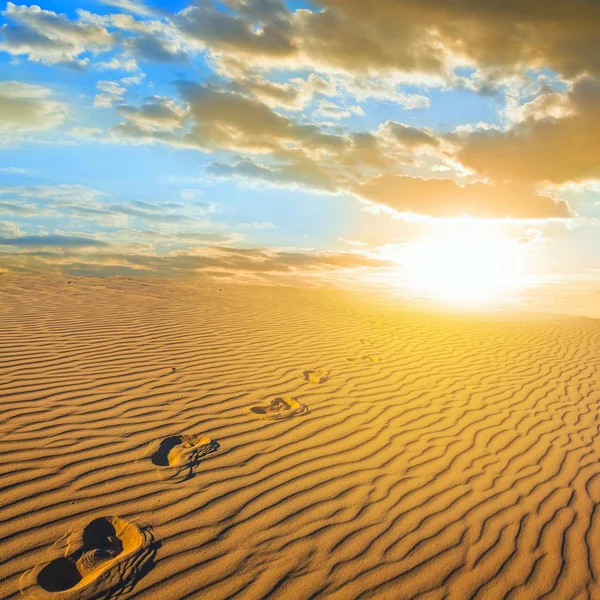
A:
[2, 273, 600, 599]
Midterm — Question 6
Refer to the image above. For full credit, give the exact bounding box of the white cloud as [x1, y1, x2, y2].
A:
[0, 81, 67, 135]
[0, 166, 30, 174]
[93, 79, 126, 108]
[97, 0, 154, 17]
[314, 100, 364, 120]
[120, 73, 145, 85]
[96, 55, 139, 72]
[0, 2, 113, 67]
[0, 220, 24, 237]
[239, 221, 276, 229]
[68, 127, 104, 139]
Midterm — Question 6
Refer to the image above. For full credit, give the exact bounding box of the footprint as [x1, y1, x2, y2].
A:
[360, 339, 375, 346]
[148, 434, 219, 481]
[21, 516, 155, 599]
[249, 397, 309, 420]
[368, 319, 383, 327]
[347, 355, 380, 363]
[301, 369, 330, 384]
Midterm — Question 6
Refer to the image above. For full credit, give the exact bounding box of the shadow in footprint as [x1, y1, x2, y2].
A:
[38, 557, 81, 592]
[148, 434, 219, 481]
[150, 436, 186, 467]
[301, 369, 330, 384]
[249, 397, 309, 421]
[22, 516, 156, 600]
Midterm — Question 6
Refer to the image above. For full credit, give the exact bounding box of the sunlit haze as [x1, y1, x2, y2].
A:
[403, 229, 527, 304]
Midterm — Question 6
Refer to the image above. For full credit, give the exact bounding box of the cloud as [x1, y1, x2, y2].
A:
[93, 79, 126, 107]
[179, 82, 345, 155]
[0, 220, 23, 237]
[0, 81, 67, 133]
[95, 55, 139, 72]
[239, 221, 275, 229]
[459, 77, 600, 184]
[120, 73, 144, 85]
[313, 100, 364, 120]
[114, 82, 347, 160]
[206, 157, 339, 192]
[0, 183, 105, 205]
[0, 166, 31, 174]
[165, 231, 239, 244]
[5, 3, 589, 223]
[106, 199, 213, 224]
[0, 184, 219, 229]
[124, 32, 189, 63]
[307, 1, 600, 79]
[97, 0, 154, 17]
[230, 73, 336, 110]
[353, 176, 571, 219]
[65, 205, 128, 227]
[117, 96, 187, 129]
[221, 0, 290, 24]
[133, 0, 600, 114]
[0, 234, 108, 247]
[110, 76, 581, 219]
[175, 2, 293, 58]
[0, 200, 41, 216]
[382, 121, 440, 150]
[0, 2, 113, 68]
[69, 126, 104, 139]
[6, 1, 600, 91]
[0, 243, 393, 280]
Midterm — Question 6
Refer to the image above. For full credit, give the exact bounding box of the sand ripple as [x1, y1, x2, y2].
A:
[2, 274, 600, 599]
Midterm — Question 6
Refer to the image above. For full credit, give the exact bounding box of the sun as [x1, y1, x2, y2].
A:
[402, 228, 527, 304]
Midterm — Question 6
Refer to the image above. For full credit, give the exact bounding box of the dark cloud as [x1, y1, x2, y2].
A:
[384, 122, 440, 150]
[117, 96, 186, 128]
[459, 77, 600, 184]
[175, 2, 293, 58]
[307, 0, 600, 78]
[158, 0, 600, 82]
[178, 82, 345, 155]
[124, 34, 189, 63]
[6, 0, 600, 82]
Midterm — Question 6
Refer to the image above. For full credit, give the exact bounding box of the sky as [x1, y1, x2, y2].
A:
[1, 0, 599, 294]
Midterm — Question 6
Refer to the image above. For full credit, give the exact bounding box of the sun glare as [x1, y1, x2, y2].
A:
[403, 229, 527, 304]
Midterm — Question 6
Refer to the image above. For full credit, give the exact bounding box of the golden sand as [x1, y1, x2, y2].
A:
[2, 273, 600, 599]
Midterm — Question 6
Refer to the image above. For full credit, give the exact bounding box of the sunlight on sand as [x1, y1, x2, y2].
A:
[2, 275, 600, 599]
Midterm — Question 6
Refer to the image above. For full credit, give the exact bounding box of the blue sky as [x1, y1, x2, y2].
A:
[1, 0, 599, 286]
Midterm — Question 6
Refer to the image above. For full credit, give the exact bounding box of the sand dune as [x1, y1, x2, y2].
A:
[2, 273, 600, 599]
